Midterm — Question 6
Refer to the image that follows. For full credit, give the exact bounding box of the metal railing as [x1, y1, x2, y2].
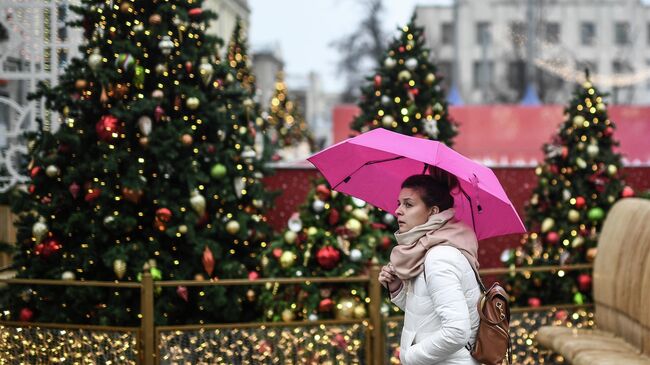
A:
[0, 263, 593, 364]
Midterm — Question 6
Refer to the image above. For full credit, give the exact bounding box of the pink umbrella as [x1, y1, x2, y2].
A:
[307, 128, 526, 240]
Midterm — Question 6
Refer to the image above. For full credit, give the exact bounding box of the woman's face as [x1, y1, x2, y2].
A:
[395, 187, 438, 233]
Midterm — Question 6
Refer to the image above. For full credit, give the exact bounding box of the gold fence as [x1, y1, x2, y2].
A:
[0, 263, 593, 365]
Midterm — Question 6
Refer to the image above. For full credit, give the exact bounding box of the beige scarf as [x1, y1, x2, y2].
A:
[390, 208, 480, 280]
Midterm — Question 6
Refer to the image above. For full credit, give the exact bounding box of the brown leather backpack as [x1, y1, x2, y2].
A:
[468, 280, 512, 365]
[444, 246, 513, 365]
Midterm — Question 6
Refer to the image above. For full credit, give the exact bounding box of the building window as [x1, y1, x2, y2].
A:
[476, 22, 491, 46]
[580, 22, 595, 46]
[507, 60, 526, 92]
[646, 60, 650, 89]
[613, 60, 633, 74]
[441, 22, 453, 45]
[647, 23, 650, 45]
[576, 60, 598, 75]
[545, 22, 560, 44]
[437, 60, 453, 91]
[615, 22, 630, 45]
[509, 21, 526, 46]
[473, 60, 494, 88]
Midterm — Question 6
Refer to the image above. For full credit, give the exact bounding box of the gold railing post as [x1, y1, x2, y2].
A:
[369, 263, 384, 365]
[140, 270, 155, 365]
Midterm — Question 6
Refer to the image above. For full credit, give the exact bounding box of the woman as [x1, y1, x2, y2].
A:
[378, 174, 481, 365]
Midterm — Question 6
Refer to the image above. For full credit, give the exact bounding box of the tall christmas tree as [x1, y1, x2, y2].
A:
[505, 77, 633, 306]
[349, 14, 458, 252]
[1, 0, 274, 325]
[226, 17, 275, 164]
[266, 71, 315, 160]
[351, 15, 457, 146]
[260, 180, 393, 322]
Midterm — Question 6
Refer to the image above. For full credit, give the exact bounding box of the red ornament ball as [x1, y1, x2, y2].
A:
[19, 308, 34, 322]
[374, 75, 382, 88]
[96, 115, 121, 142]
[318, 298, 334, 312]
[577, 274, 592, 292]
[575, 196, 586, 209]
[316, 246, 340, 269]
[545, 231, 560, 245]
[35, 238, 61, 258]
[248, 271, 260, 281]
[315, 184, 331, 200]
[156, 208, 172, 222]
[622, 186, 635, 198]
[528, 297, 541, 308]
[188, 8, 202, 17]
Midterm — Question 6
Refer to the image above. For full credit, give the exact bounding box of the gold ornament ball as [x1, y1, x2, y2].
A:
[586, 248, 598, 262]
[281, 308, 295, 322]
[181, 134, 193, 145]
[284, 230, 297, 244]
[568, 209, 580, 223]
[345, 218, 363, 236]
[178, 225, 188, 234]
[139, 137, 149, 147]
[596, 103, 606, 111]
[280, 251, 296, 269]
[352, 208, 369, 222]
[113, 259, 127, 279]
[246, 289, 256, 302]
[194, 273, 205, 281]
[381, 115, 395, 128]
[226, 220, 240, 234]
[336, 298, 356, 319]
[307, 226, 318, 236]
[541, 217, 555, 233]
[607, 164, 618, 176]
[75, 79, 88, 90]
[573, 115, 585, 128]
[425, 73, 436, 85]
[119, 2, 132, 13]
[353, 303, 367, 319]
[398, 70, 412, 81]
[582, 81, 593, 89]
[149, 13, 162, 25]
[186, 97, 200, 110]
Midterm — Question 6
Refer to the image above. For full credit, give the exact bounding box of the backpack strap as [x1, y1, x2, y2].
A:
[423, 244, 487, 293]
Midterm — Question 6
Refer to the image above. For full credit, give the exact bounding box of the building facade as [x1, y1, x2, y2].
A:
[203, 0, 250, 46]
[415, 0, 650, 104]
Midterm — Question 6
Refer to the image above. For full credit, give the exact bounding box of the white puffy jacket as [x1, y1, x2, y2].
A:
[391, 245, 481, 365]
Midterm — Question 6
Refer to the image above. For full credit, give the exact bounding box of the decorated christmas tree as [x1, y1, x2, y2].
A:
[1, 0, 274, 325]
[225, 17, 276, 165]
[266, 71, 315, 161]
[351, 15, 457, 146]
[260, 180, 393, 322]
[505, 77, 633, 307]
[349, 14, 458, 254]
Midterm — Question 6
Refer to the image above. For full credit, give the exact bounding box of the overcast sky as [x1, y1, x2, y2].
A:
[248, 0, 452, 93]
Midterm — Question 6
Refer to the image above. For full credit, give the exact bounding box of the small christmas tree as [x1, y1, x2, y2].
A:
[351, 15, 457, 146]
[260, 179, 393, 322]
[506, 76, 633, 307]
[1, 0, 274, 325]
[266, 71, 315, 160]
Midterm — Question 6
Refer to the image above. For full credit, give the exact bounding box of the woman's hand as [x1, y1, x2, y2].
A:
[378, 264, 402, 294]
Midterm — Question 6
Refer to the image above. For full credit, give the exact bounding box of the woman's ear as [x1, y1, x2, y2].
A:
[430, 206, 439, 216]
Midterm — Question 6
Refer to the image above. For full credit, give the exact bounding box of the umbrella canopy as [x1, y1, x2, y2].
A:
[308, 128, 526, 240]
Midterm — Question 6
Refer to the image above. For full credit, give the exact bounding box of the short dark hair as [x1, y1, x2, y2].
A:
[401, 171, 456, 211]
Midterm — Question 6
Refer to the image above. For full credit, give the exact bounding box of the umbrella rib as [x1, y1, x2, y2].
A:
[332, 156, 405, 190]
